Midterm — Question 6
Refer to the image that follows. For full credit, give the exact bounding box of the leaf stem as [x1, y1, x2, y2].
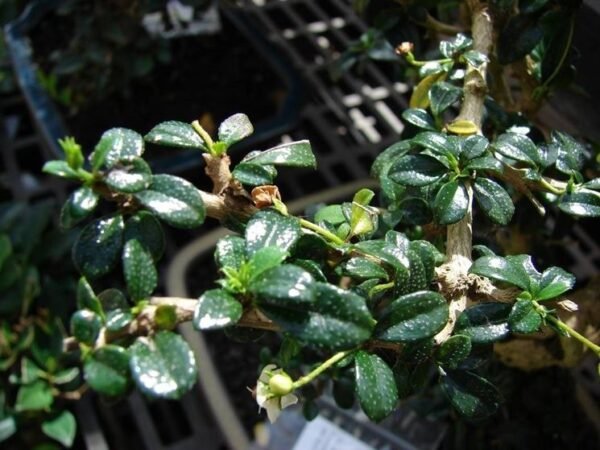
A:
[539, 177, 566, 195]
[291, 349, 357, 390]
[299, 218, 346, 246]
[192, 120, 215, 154]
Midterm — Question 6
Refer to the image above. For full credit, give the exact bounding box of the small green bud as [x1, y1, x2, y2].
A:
[268, 373, 294, 395]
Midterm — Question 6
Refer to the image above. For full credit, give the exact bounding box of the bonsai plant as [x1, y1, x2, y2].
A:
[2, 0, 599, 447]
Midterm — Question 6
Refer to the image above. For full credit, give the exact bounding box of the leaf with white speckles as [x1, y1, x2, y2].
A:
[508, 299, 542, 334]
[412, 131, 457, 156]
[440, 370, 501, 419]
[70, 310, 102, 345]
[130, 331, 197, 399]
[84, 345, 131, 397]
[493, 132, 539, 165]
[536, 266, 575, 300]
[124, 211, 165, 262]
[232, 163, 276, 186]
[122, 239, 157, 301]
[388, 154, 447, 187]
[241, 140, 316, 168]
[343, 257, 388, 280]
[244, 210, 301, 257]
[135, 174, 205, 229]
[60, 186, 99, 229]
[376, 291, 448, 342]
[435, 335, 472, 369]
[193, 289, 242, 330]
[145, 121, 206, 150]
[473, 177, 514, 225]
[73, 215, 124, 279]
[91, 128, 144, 170]
[433, 180, 468, 225]
[455, 302, 511, 343]
[98, 289, 132, 331]
[218, 113, 254, 147]
[470, 255, 530, 290]
[558, 191, 600, 217]
[105, 158, 152, 194]
[460, 135, 489, 160]
[251, 264, 315, 308]
[215, 236, 246, 271]
[355, 351, 398, 422]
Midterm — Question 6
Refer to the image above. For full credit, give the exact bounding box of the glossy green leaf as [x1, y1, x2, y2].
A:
[251, 264, 315, 308]
[232, 163, 276, 186]
[440, 34, 472, 58]
[506, 254, 541, 291]
[135, 174, 205, 228]
[42, 160, 80, 180]
[42, 411, 76, 448]
[70, 310, 102, 345]
[244, 210, 301, 257]
[123, 239, 157, 301]
[508, 299, 542, 334]
[215, 236, 246, 270]
[470, 255, 530, 289]
[84, 345, 131, 396]
[218, 113, 254, 146]
[455, 303, 512, 343]
[401, 108, 436, 131]
[124, 211, 165, 261]
[15, 380, 53, 412]
[376, 291, 448, 342]
[410, 240, 442, 284]
[435, 335, 472, 369]
[559, 191, 600, 217]
[551, 131, 584, 174]
[247, 246, 289, 281]
[241, 140, 316, 168]
[354, 351, 398, 422]
[145, 121, 205, 149]
[354, 238, 409, 273]
[73, 215, 124, 279]
[98, 289, 132, 331]
[130, 331, 197, 399]
[194, 289, 242, 330]
[473, 177, 514, 225]
[412, 131, 455, 156]
[493, 133, 539, 165]
[371, 141, 411, 178]
[462, 50, 488, 67]
[465, 156, 503, 173]
[105, 158, 152, 194]
[77, 277, 103, 317]
[434, 180, 469, 225]
[429, 82, 462, 116]
[536, 266, 575, 300]
[60, 186, 99, 229]
[344, 257, 388, 280]
[440, 370, 501, 419]
[461, 135, 489, 160]
[388, 155, 447, 187]
[91, 128, 144, 170]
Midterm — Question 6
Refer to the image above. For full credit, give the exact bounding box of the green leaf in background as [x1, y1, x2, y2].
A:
[344, 257, 388, 280]
[135, 174, 205, 228]
[84, 345, 131, 396]
[0, 234, 12, 271]
[15, 380, 53, 412]
[497, 15, 544, 64]
[241, 140, 316, 168]
[77, 277, 103, 317]
[401, 108, 436, 131]
[435, 335, 472, 369]
[462, 50, 489, 67]
[91, 128, 144, 170]
[232, 163, 276, 186]
[493, 132, 539, 165]
[218, 113, 254, 147]
[461, 135, 489, 160]
[508, 299, 542, 334]
[124, 211, 165, 262]
[73, 215, 124, 279]
[145, 121, 206, 150]
[376, 291, 448, 342]
[70, 310, 102, 345]
[388, 155, 447, 187]
[105, 158, 152, 194]
[245, 210, 301, 257]
[130, 331, 197, 399]
[194, 289, 242, 330]
[0, 416, 16, 442]
[440, 370, 501, 419]
[354, 351, 398, 422]
[559, 191, 600, 217]
[469, 255, 531, 290]
[41, 411, 76, 448]
[60, 186, 99, 229]
[429, 82, 462, 116]
[473, 177, 514, 225]
[433, 180, 469, 225]
[455, 303, 512, 343]
[536, 266, 575, 300]
[215, 236, 246, 271]
[42, 160, 80, 180]
[122, 239, 157, 301]
[551, 131, 584, 175]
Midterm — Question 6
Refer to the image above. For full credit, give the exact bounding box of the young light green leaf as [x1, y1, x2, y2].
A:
[245, 210, 301, 257]
[193, 289, 242, 330]
[314, 204, 346, 225]
[60, 186, 99, 229]
[473, 177, 514, 225]
[145, 121, 206, 149]
[218, 113, 254, 147]
[247, 246, 289, 282]
[433, 180, 469, 225]
[84, 345, 131, 396]
[15, 380, 53, 412]
[536, 266, 575, 301]
[123, 239, 157, 301]
[241, 140, 316, 168]
[455, 303, 512, 343]
[73, 215, 124, 279]
[42, 411, 76, 448]
[354, 351, 398, 422]
[42, 160, 80, 180]
[350, 189, 376, 236]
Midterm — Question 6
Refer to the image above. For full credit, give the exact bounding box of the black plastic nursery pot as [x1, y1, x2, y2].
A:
[4, 0, 304, 174]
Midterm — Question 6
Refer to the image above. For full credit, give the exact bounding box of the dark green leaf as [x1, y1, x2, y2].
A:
[60, 186, 99, 229]
[218, 113, 254, 147]
[242, 140, 316, 168]
[42, 160, 80, 180]
[473, 178, 514, 225]
[493, 133, 539, 165]
[497, 15, 543, 64]
[135, 174, 205, 228]
[194, 289, 242, 330]
[232, 163, 276, 186]
[215, 236, 246, 270]
[333, 376, 355, 409]
[41, 411, 76, 448]
[558, 191, 600, 217]
[251, 265, 315, 308]
[412, 131, 456, 156]
[455, 303, 512, 343]
[508, 299, 542, 333]
[0, 234, 11, 271]
[245, 210, 301, 257]
[77, 277, 103, 316]
[130, 331, 197, 399]
[70, 310, 102, 345]
[124, 211, 165, 262]
[376, 291, 448, 342]
[15, 380, 53, 412]
[469, 255, 530, 289]
[344, 257, 388, 280]
[537, 266, 575, 300]
[440, 370, 501, 419]
[435, 335, 472, 369]
[461, 135, 489, 160]
[465, 156, 503, 173]
[91, 128, 144, 170]
[105, 158, 152, 194]
[84, 345, 131, 396]
[462, 50, 488, 67]
[551, 131, 584, 174]
[98, 289, 131, 331]
[145, 121, 205, 150]
[371, 141, 411, 178]
[73, 215, 124, 279]
[354, 351, 398, 422]
[123, 239, 157, 301]
[434, 180, 469, 225]
[354, 238, 409, 273]
[410, 240, 442, 284]
[388, 155, 447, 187]
[520, 0, 550, 14]
[429, 82, 462, 116]
[402, 109, 436, 131]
